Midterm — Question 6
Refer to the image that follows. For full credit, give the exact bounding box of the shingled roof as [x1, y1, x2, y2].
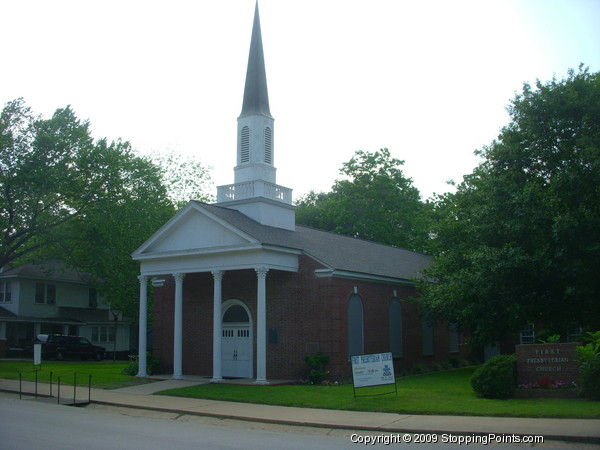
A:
[198, 202, 430, 282]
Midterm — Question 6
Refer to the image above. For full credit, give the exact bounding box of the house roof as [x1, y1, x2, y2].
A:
[198, 202, 431, 282]
[0, 260, 97, 285]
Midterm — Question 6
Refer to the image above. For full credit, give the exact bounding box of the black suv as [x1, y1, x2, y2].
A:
[36, 334, 105, 361]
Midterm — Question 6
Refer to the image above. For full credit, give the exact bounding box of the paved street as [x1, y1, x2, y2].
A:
[0, 396, 427, 450]
[2, 394, 599, 449]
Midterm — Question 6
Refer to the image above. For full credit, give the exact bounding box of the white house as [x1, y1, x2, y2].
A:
[0, 260, 131, 357]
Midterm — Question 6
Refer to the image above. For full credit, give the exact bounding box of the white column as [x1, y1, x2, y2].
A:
[137, 275, 149, 377]
[211, 270, 224, 382]
[173, 272, 185, 380]
[255, 266, 269, 384]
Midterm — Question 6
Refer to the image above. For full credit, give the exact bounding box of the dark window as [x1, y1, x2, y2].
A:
[35, 283, 56, 304]
[223, 305, 249, 323]
[89, 288, 98, 308]
[347, 294, 364, 358]
[35, 283, 45, 303]
[388, 297, 403, 357]
[0, 281, 11, 302]
[450, 323, 460, 353]
[422, 321, 434, 355]
[46, 284, 56, 304]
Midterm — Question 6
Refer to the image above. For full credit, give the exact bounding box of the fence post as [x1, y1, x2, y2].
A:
[88, 374, 92, 403]
[73, 372, 77, 405]
[19, 373, 22, 400]
[57, 376, 61, 404]
[34, 370, 38, 399]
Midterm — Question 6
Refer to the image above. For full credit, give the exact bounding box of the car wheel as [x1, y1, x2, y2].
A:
[56, 351, 65, 361]
[94, 352, 103, 361]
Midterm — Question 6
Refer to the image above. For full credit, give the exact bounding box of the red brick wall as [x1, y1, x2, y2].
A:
[151, 253, 472, 380]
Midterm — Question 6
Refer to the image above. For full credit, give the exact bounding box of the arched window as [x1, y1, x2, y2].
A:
[388, 297, 403, 357]
[347, 294, 364, 358]
[264, 127, 272, 164]
[241, 126, 250, 163]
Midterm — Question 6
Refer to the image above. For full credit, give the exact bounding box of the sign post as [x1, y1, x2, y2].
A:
[351, 352, 397, 397]
[33, 343, 42, 368]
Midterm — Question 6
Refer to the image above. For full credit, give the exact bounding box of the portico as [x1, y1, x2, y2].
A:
[133, 201, 300, 383]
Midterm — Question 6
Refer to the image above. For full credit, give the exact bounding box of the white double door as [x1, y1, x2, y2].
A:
[221, 325, 252, 378]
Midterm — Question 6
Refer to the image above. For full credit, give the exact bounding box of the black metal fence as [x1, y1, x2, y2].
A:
[18, 370, 92, 405]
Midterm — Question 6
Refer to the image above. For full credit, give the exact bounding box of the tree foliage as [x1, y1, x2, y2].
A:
[418, 67, 600, 345]
[295, 148, 430, 252]
[148, 149, 214, 208]
[0, 99, 197, 317]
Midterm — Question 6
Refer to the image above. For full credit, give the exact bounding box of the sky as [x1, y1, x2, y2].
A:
[2, 0, 599, 201]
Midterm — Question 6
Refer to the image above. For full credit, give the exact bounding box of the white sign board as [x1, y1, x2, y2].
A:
[33, 343, 42, 365]
[351, 352, 395, 388]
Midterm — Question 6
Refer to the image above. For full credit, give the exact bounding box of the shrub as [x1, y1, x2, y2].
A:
[122, 352, 160, 376]
[470, 354, 517, 399]
[304, 351, 330, 384]
[410, 363, 429, 375]
[577, 331, 600, 400]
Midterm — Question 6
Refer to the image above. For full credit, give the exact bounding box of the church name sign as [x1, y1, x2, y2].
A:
[515, 343, 580, 384]
[351, 352, 395, 388]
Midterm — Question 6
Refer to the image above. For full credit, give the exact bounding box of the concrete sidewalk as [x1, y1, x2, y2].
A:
[2, 377, 599, 444]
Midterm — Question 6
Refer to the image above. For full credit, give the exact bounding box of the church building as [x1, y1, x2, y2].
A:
[132, 3, 470, 383]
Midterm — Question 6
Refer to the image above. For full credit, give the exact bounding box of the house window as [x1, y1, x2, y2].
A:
[422, 321, 434, 356]
[388, 297, 402, 357]
[35, 283, 56, 304]
[0, 281, 11, 302]
[450, 324, 460, 353]
[520, 324, 535, 344]
[264, 127, 272, 164]
[241, 126, 250, 163]
[92, 326, 115, 343]
[89, 288, 98, 308]
[347, 294, 364, 358]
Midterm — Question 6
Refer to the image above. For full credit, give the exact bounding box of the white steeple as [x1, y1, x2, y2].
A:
[216, 2, 295, 231]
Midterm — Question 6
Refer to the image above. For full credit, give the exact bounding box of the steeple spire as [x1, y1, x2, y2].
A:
[216, 2, 295, 231]
[240, 2, 272, 119]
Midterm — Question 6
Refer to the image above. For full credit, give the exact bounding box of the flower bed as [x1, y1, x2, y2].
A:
[515, 377, 579, 398]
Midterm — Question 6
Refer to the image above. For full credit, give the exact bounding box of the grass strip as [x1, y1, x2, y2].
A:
[156, 368, 600, 419]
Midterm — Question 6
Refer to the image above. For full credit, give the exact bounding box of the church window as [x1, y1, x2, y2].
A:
[347, 294, 364, 358]
[264, 127, 272, 164]
[422, 321, 434, 355]
[241, 126, 250, 163]
[388, 297, 402, 357]
[450, 323, 459, 353]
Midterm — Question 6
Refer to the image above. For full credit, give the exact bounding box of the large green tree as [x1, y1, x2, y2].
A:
[419, 67, 600, 345]
[0, 99, 184, 316]
[295, 148, 430, 252]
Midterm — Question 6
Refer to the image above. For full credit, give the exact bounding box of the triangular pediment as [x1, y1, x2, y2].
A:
[133, 202, 258, 257]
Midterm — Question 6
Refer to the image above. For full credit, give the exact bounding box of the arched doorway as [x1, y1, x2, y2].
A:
[221, 300, 253, 378]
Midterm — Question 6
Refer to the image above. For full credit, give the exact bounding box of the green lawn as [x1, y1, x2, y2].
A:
[156, 368, 600, 419]
[0, 360, 152, 389]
